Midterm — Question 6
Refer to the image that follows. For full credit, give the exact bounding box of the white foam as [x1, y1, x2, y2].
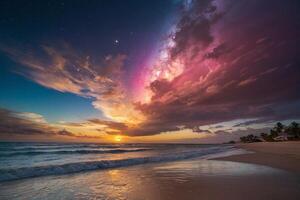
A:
[0, 146, 234, 182]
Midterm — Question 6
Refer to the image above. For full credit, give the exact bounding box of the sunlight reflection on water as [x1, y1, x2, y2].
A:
[0, 158, 290, 200]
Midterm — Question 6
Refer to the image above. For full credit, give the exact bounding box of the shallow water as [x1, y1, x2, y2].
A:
[0, 142, 234, 181]
[0, 158, 299, 200]
[1, 142, 299, 200]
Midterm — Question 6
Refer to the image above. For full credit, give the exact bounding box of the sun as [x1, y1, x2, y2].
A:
[114, 135, 123, 142]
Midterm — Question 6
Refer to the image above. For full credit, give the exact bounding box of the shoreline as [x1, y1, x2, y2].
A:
[214, 141, 300, 174]
[1, 143, 300, 199]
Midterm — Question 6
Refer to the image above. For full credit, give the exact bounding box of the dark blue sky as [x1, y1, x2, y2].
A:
[0, 0, 299, 142]
[0, 0, 178, 122]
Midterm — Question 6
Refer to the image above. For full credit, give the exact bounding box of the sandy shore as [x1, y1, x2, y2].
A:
[1, 148, 300, 200]
[1, 157, 300, 200]
[215, 141, 300, 174]
[1, 143, 300, 199]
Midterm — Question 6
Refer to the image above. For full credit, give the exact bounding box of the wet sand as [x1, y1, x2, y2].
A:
[1, 154, 300, 200]
[1, 142, 300, 199]
[215, 141, 300, 174]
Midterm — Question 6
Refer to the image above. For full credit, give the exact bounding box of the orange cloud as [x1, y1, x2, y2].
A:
[2, 44, 145, 125]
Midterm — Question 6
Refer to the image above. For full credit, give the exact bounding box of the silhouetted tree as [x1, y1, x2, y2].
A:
[285, 121, 300, 139]
[274, 122, 284, 134]
[270, 129, 278, 138]
[240, 121, 300, 143]
[260, 132, 273, 141]
[240, 134, 261, 143]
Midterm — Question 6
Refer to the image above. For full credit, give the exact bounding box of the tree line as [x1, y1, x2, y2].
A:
[240, 121, 300, 143]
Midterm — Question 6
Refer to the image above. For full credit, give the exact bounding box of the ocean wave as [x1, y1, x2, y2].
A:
[0, 144, 133, 152]
[0, 146, 233, 182]
[0, 148, 151, 157]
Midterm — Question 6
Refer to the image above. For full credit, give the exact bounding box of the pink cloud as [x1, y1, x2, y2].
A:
[1, 0, 300, 139]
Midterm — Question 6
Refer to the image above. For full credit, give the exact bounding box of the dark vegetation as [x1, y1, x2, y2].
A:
[240, 122, 300, 143]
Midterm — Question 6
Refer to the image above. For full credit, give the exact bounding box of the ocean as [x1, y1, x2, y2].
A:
[1, 142, 295, 200]
[0, 142, 237, 182]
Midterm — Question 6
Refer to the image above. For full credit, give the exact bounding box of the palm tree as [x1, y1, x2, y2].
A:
[261, 132, 273, 141]
[285, 121, 300, 139]
[274, 122, 284, 134]
[270, 129, 278, 139]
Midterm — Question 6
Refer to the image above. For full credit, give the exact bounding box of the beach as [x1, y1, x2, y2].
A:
[0, 142, 300, 200]
[1, 0, 300, 199]
[215, 141, 300, 174]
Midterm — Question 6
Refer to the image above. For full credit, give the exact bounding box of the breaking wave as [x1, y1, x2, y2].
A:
[0, 146, 233, 182]
[0, 148, 151, 157]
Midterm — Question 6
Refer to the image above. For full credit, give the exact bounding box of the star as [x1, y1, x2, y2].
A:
[114, 39, 119, 44]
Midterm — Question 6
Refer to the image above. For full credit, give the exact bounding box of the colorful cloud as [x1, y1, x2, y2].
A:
[1, 0, 300, 142]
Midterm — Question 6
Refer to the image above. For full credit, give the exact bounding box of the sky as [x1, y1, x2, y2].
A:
[0, 0, 300, 143]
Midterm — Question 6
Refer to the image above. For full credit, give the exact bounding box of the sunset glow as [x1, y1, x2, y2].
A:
[1, 1, 300, 200]
[0, 0, 299, 144]
[114, 135, 123, 142]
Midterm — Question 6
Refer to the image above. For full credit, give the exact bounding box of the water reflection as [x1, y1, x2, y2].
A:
[153, 159, 283, 178]
[0, 159, 294, 200]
